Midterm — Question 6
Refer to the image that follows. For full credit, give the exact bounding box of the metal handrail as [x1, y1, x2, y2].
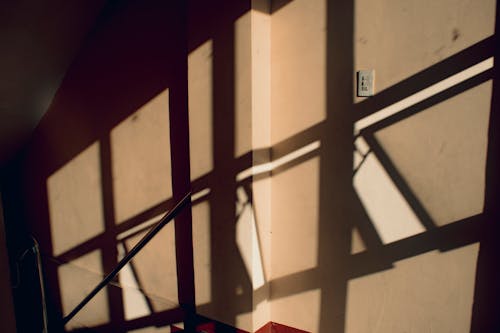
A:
[14, 236, 50, 333]
[33, 237, 50, 333]
[62, 191, 192, 326]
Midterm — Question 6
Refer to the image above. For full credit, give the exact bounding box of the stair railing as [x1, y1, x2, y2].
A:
[62, 191, 192, 326]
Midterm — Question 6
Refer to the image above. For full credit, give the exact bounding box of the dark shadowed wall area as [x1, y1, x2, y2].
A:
[0, 197, 16, 332]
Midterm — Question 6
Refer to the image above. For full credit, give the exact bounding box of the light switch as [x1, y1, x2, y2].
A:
[357, 70, 375, 97]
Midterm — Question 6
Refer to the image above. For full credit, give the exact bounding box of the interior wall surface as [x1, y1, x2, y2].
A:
[269, 0, 496, 332]
[1, 0, 498, 332]
[9, 1, 192, 331]
[7, 0, 269, 332]
[270, 1, 326, 332]
[187, 0, 273, 331]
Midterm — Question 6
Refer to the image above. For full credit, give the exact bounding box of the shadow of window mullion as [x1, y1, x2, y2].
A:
[206, 18, 255, 327]
[362, 132, 437, 231]
[358, 68, 493, 135]
[353, 36, 495, 121]
[98, 134, 126, 331]
[317, 0, 356, 332]
[469, 3, 500, 330]
[351, 189, 385, 250]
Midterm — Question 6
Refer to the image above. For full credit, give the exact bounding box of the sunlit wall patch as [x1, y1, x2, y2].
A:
[236, 186, 266, 290]
[354, 57, 494, 134]
[47, 142, 105, 257]
[353, 150, 425, 244]
[58, 250, 109, 330]
[110, 89, 173, 225]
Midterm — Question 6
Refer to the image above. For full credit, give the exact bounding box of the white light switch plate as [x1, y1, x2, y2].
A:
[357, 70, 375, 97]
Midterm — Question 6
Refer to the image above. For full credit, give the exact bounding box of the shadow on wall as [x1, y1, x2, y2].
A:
[265, 0, 499, 332]
[5, 0, 258, 332]
[6, 0, 193, 331]
[265, 1, 499, 333]
[1, 0, 499, 332]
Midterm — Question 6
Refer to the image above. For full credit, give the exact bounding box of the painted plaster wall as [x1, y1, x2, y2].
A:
[269, 0, 496, 332]
[270, 1, 326, 331]
[14, 1, 190, 331]
[3, 0, 496, 332]
[188, 1, 272, 331]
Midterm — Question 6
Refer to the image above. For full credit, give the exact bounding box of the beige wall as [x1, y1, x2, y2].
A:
[268, 0, 496, 332]
[187, 1, 272, 330]
[16, 1, 189, 331]
[46, 89, 180, 331]
[355, 0, 496, 94]
[8, 0, 496, 331]
[250, 2, 272, 330]
[270, 1, 326, 331]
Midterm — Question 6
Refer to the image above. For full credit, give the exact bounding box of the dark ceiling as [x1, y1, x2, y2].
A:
[0, 0, 105, 165]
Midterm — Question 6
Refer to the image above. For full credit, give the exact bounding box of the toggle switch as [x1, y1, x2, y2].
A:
[357, 70, 375, 97]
